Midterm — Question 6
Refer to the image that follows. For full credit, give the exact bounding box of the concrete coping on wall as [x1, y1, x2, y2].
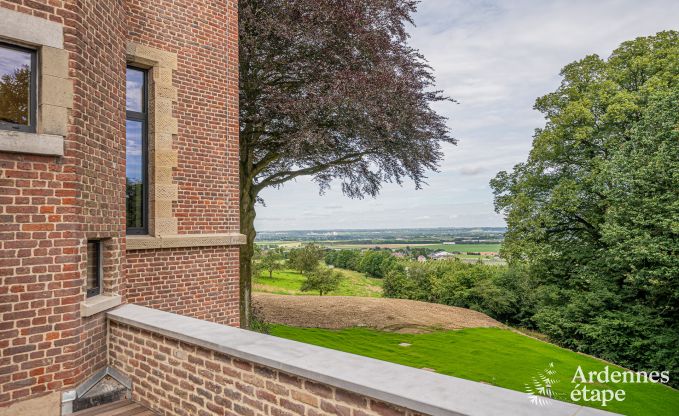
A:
[108, 304, 619, 416]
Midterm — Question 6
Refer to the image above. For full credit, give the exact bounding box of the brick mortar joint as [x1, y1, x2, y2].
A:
[108, 321, 419, 416]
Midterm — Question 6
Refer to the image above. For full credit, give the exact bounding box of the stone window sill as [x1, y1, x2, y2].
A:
[80, 294, 122, 317]
[126, 233, 246, 250]
[0, 131, 64, 156]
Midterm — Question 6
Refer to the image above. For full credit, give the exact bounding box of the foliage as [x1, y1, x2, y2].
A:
[324, 249, 360, 270]
[287, 243, 324, 274]
[490, 31, 679, 385]
[300, 266, 343, 296]
[271, 326, 679, 416]
[357, 250, 397, 278]
[249, 304, 271, 334]
[238, 0, 454, 326]
[250, 245, 264, 278]
[326, 249, 397, 278]
[259, 248, 283, 278]
[383, 260, 532, 325]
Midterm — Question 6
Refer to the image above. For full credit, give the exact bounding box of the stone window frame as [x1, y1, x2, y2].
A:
[126, 42, 180, 239]
[124, 42, 246, 250]
[0, 7, 72, 157]
[81, 237, 121, 317]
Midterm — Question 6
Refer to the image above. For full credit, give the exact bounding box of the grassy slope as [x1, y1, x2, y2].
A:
[270, 326, 679, 416]
[254, 268, 383, 297]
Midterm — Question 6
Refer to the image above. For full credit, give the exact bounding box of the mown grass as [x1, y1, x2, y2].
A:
[254, 268, 382, 297]
[270, 326, 679, 416]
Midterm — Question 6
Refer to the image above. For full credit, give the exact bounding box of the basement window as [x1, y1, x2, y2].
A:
[86, 240, 102, 298]
[0, 42, 37, 133]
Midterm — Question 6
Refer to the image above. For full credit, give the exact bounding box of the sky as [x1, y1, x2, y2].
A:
[255, 0, 679, 232]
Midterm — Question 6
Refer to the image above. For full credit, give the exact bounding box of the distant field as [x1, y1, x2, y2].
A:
[323, 242, 502, 253]
[253, 268, 382, 297]
[425, 243, 501, 253]
[270, 326, 679, 416]
[255, 241, 502, 254]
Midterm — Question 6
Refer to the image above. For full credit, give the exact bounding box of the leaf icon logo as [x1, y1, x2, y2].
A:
[525, 362, 560, 407]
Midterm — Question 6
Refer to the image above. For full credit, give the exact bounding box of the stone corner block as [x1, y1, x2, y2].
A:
[38, 104, 68, 136]
[40, 75, 73, 109]
[80, 294, 122, 318]
[40, 46, 69, 78]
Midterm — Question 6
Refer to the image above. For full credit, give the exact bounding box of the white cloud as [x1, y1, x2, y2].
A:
[256, 0, 679, 231]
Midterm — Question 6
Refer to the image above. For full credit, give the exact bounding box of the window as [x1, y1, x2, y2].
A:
[126, 67, 148, 234]
[86, 240, 102, 298]
[0, 42, 36, 132]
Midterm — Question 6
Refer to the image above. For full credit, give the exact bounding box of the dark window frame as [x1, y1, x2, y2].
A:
[125, 66, 148, 235]
[86, 240, 102, 298]
[0, 41, 37, 133]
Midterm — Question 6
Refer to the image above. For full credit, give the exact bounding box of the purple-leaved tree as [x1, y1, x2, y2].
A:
[239, 0, 455, 326]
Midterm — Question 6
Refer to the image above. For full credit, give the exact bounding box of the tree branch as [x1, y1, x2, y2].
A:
[254, 151, 372, 191]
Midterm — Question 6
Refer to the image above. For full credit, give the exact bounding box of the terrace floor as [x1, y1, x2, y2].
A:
[72, 400, 156, 416]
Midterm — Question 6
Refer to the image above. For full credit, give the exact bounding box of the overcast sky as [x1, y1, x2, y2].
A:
[255, 0, 679, 232]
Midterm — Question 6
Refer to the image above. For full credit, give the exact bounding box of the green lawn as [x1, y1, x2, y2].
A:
[254, 268, 382, 297]
[270, 326, 679, 416]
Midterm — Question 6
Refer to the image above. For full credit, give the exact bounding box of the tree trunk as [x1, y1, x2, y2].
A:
[239, 169, 257, 328]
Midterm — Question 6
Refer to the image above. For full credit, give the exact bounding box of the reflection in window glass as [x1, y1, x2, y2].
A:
[126, 66, 147, 234]
[126, 68, 144, 112]
[0, 43, 33, 129]
[126, 120, 144, 229]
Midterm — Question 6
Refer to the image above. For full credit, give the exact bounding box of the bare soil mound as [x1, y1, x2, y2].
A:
[253, 294, 502, 332]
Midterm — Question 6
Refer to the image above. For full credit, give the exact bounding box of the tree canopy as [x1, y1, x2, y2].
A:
[300, 266, 343, 296]
[238, 0, 454, 326]
[491, 31, 679, 383]
[287, 243, 324, 275]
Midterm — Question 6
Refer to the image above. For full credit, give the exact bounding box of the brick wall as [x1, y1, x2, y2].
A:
[124, 246, 240, 326]
[109, 321, 419, 416]
[0, 0, 127, 405]
[122, 0, 241, 323]
[125, 0, 240, 235]
[0, 0, 241, 409]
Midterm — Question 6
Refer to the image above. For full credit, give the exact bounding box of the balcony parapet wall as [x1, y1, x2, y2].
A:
[107, 304, 617, 416]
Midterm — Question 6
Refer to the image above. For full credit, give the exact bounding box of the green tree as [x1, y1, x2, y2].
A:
[238, 0, 455, 326]
[288, 244, 324, 275]
[358, 250, 396, 278]
[325, 249, 360, 270]
[301, 267, 343, 296]
[490, 31, 679, 383]
[259, 248, 283, 278]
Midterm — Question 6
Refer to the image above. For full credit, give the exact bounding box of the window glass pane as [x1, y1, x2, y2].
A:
[86, 241, 100, 297]
[126, 120, 144, 229]
[126, 68, 144, 112]
[0, 45, 32, 126]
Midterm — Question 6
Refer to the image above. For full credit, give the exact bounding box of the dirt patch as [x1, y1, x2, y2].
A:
[253, 294, 503, 331]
